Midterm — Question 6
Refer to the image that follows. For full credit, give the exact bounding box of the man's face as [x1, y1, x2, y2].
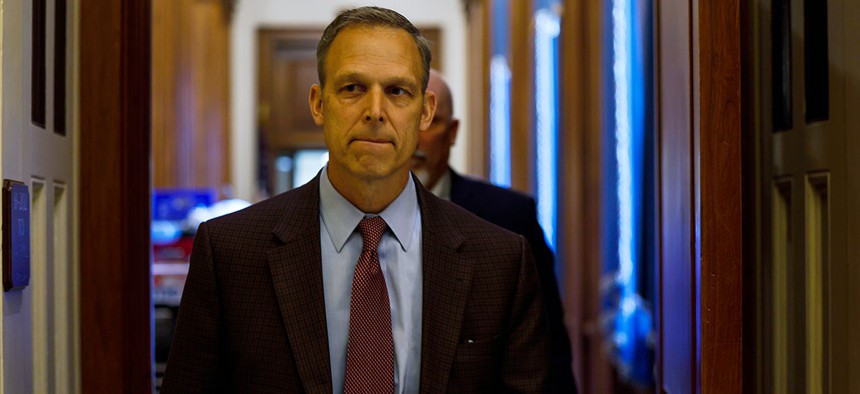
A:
[412, 75, 458, 190]
[309, 26, 435, 186]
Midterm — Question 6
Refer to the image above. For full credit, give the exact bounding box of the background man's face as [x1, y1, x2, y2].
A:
[412, 75, 458, 189]
[309, 25, 435, 184]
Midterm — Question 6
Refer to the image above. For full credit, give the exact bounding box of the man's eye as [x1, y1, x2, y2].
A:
[389, 87, 408, 96]
[343, 84, 362, 93]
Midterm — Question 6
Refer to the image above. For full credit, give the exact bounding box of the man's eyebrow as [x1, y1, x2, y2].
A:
[384, 76, 420, 89]
[330, 72, 419, 88]
[331, 71, 363, 82]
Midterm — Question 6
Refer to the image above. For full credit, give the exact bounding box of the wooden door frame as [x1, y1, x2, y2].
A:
[655, 0, 744, 393]
[656, 0, 743, 392]
[80, 0, 152, 392]
[697, 1, 743, 390]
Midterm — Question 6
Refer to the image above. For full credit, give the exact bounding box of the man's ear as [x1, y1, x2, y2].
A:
[419, 90, 437, 131]
[448, 119, 460, 146]
[309, 84, 325, 126]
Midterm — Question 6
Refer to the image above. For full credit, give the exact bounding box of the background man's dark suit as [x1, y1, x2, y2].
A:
[161, 174, 552, 393]
[449, 169, 577, 393]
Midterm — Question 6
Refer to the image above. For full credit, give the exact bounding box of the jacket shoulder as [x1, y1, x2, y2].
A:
[420, 185, 524, 245]
[451, 172, 537, 210]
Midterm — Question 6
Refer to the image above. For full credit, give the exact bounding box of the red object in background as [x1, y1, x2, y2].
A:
[153, 235, 194, 306]
[153, 235, 194, 262]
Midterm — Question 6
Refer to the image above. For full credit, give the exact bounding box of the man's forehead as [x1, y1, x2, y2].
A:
[325, 25, 424, 83]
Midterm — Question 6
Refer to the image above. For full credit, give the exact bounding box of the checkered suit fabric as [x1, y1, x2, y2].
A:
[161, 174, 552, 393]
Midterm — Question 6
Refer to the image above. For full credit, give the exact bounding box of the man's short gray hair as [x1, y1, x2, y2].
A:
[316, 6, 432, 91]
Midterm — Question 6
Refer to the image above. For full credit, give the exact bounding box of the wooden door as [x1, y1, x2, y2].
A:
[748, 0, 860, 391]
[1, 0, 78, 391]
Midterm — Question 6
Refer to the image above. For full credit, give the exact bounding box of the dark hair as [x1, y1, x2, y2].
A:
[316, 6, 432, 91]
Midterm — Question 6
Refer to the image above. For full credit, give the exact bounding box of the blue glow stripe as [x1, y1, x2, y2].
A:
[613, 0, 635, 299]
[534, 8, 560, 250]
[490, 56, 512, 188]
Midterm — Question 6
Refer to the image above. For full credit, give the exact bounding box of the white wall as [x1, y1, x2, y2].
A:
[230, 1, 470, 201]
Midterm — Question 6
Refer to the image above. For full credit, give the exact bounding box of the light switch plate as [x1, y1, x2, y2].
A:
[3, 180, 30, 291]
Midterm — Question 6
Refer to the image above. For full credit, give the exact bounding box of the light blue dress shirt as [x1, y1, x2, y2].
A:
[319, 166, 423, 394]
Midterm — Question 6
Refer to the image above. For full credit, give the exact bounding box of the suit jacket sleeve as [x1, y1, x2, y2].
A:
[522, 200, 577, 393]
[161, 221, 226, 393]
[502, 236, 553, 392]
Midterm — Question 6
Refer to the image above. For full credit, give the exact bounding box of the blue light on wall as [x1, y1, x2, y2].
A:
[601, 0, 655, 386]
[489, 0, 512, 188]
[490, 57, 512, 188]
[534, 7, 560, 251]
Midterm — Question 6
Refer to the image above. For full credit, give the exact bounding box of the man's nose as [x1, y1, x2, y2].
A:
[364, 88, 384, 124]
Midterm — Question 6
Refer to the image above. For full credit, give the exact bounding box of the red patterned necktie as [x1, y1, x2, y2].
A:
[344, 216, 394, 394]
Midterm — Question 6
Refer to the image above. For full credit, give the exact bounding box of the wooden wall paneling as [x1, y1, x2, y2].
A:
[218, 3, 232, 186]
[191, 1, 208, 188]
[465, 0, 488, 177]
[559, 0, 612, 393]
[152, 0, 231, 192]
[509, 0, 535, 194]
[152, 0, 180, 187]
[80, 0, 153, 392]
[175, 0, 194, 187]
[698, 0, 743, 392]
[559, 4, 585, 390]
[190, 0, 231, 190]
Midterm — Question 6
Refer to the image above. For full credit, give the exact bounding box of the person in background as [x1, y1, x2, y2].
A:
[162, 6, 552, 393]
[412, 69, 577, 393]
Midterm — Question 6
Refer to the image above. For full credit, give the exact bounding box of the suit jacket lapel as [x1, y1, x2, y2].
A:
[267, 176, 332, 394]
[417, 182, 474, 392]
[449, 168, 475, 208]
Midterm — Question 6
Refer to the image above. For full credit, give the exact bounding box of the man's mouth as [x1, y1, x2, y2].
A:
[354, 138, 389, 144]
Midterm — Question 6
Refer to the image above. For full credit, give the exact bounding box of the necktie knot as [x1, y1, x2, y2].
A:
[358, 216, 387, 252]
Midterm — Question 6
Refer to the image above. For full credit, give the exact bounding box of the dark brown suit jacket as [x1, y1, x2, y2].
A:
[161, 174, 552, 393]
[449, 170, 576, 393]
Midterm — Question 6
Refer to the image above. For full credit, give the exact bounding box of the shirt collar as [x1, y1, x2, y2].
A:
[319, 166, 419, 253]
[429, 169, 452, 200]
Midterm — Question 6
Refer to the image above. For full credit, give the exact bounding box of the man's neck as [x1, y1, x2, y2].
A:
[326, 167, 410, 214]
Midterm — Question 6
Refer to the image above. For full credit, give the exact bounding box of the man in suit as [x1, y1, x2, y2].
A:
[162, 6, 552, 393]
[412, 70, 577, 393]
